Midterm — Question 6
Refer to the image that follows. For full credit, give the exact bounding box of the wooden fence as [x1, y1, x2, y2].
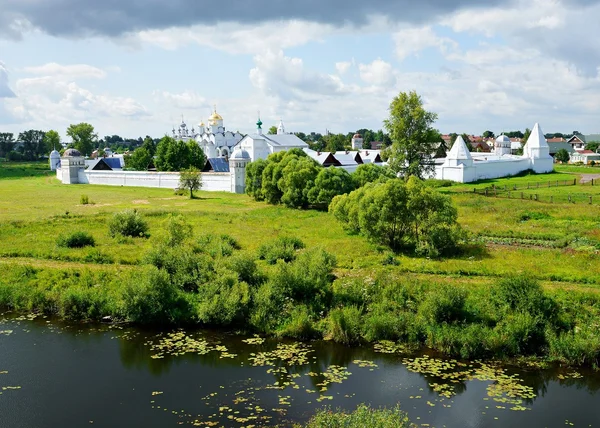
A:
[466, 178, 598, 205]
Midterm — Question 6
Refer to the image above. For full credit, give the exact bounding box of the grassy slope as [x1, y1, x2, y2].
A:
[1, 162, 600, 290]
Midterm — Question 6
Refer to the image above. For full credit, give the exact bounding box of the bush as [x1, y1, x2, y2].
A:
[302, 404, 412, 428]
[123, 267, 192, 324]
[257, 236, 305, 264]
[80, 194, 90, 205]
[56, 231, 96, 248]
[196, 233, 240, 258]
[108, 209, 149, 238]
[419, 285, 468, 325]
[326, 306, 363, 345]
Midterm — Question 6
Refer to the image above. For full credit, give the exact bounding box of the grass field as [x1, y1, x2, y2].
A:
[1, 161, 600, 285]
[2, 161, 600, 365]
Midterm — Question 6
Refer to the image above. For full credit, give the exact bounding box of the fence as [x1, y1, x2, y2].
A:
[466, 178, 599, 205]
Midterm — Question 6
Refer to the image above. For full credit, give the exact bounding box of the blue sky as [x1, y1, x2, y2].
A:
[1, 0, 600, 141]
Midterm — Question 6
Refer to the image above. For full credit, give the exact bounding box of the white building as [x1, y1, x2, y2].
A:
[435, 123, 553, 183]
[233, 118, 308, 162]
[171, 107, 244, 159]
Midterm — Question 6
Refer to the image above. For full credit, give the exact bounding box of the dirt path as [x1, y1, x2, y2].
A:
[578, 173, 600, 184]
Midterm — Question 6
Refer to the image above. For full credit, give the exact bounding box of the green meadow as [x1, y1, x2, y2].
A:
[2, 161, 600, 366]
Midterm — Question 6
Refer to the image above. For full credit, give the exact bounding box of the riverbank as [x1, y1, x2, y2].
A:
[1, 162, 600, 367]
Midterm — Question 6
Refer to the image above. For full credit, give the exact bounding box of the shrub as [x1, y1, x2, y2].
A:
[419, 284, 468, 325]
[195, 273, 250, 326]
[224, 253, 265, 287]
[108, 209, 149, 238]
[123, 267, 192, 324]
[276, 305, 319, 339]
[56, 231, 96, 248]
[257, 236, 305, 264]
[196, 233, 240, 258]
[302, 404, 412, 428]
[80, 194, 90, 205]
[326, 306, 363, 345]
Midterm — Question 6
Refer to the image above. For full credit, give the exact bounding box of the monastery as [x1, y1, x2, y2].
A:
[435, 123, 554, 182]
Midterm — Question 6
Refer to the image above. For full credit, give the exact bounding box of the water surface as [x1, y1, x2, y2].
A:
[1, 314, 599, 427]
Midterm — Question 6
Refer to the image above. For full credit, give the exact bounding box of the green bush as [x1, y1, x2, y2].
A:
[108, 209, 149, 238]
[276, 305, 319, 339]
[301, 404, 413, 428]
[80, 194, 90, 205]
[419, 284, 468, 325]
[56, 231, 96, 248]
[257, 236, 305, 264]
[326, 306, 363, 345]
[123, 267, 192, 324]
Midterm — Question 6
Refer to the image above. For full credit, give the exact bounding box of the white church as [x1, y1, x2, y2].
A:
[435, 123, 553, 182]
[172, 106, 245, 159]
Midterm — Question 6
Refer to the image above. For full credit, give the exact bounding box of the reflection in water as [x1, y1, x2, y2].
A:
[1, 315, 600, 428]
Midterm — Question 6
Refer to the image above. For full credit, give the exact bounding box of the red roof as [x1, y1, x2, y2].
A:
[547, 137, 566, 143]
[577, 150, 596, 154]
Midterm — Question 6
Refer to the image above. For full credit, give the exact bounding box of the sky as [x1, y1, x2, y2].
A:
[1, 0, 600, 140]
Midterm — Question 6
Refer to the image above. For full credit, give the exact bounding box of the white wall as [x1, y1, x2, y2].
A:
[61, 169, 231, 192]
[435, 156, 553, 183]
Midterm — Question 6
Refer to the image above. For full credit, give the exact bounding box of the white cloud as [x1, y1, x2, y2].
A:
[152, 90, 208, 110]
[249, 50, 349, 101]
[358, 59, 396, 87]
[22, 62, 108, 79]
[335, 61, 352, 75]
[393, 26, 457, 60]
[0, 61, 16, 98]
[125, 20, 338, 55]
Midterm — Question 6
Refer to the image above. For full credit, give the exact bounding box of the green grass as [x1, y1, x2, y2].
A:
[3, 163, 600, 365]
[0, 160, 52, 179]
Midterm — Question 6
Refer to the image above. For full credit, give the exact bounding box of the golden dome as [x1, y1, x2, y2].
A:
[209, 112, 223, 121]
[208, 105, 223, 122]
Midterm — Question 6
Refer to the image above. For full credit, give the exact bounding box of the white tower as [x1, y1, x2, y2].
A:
[444, 136, 473, 168]
[229, 148, 251, 194]
[495, 135, 512, 156]
[49, 149, 61, 171]
[277, 119, 285, 135]
[60, 149, 85, 184]
[351, 133, 364, 150]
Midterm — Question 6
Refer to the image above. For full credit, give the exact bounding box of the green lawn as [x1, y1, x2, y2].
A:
[1, 162, 600, 289]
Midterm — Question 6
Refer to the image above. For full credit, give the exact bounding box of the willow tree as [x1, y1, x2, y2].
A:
[383, 91, 440, 179]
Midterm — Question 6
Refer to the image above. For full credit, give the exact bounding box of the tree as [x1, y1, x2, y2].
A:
[179, 167, 202, 199]
[384, 91, 440, 179]
[0, 133, 15, 158]
[352, 163, 395, 187]
[555, 148, 570, 164]
[330, 177, 463, 257]
[141, 136, 156, 156]
[483, 130, 495, 139]
[585, 142, 599, 152]
[323, 133, 348, 153]
[18, 130, 46, 160]
[44, 130, 61, 152]
[245, 158, 268, 200]
[154, 137, 202, 172]
[268, 125, 278, 135]
[307, 167, 356, 209]
[187, 140, 206, 169]
[125, 147, 153, 170]
[67, 123, 97, 156]
[278, 156, 320, 208]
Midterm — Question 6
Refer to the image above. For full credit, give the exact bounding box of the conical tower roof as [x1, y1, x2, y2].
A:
[524, 123, 548, 149]
[447, 136, 473, 160]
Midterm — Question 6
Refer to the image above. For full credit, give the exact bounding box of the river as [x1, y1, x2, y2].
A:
[1, 313, 599, 427]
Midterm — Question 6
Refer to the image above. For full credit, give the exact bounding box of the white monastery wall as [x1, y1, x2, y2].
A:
[55, 168, 231, 192]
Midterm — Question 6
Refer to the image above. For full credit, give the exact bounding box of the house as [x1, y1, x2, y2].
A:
[358, 150, 383, 163]
[470, 141, 491, 152]
[369, 141, 384, 150]
[570, 150, 600, 164]
[567, 134, 600, 150]
[234, 118, 308, 162]
[547, 141, 574, 157]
